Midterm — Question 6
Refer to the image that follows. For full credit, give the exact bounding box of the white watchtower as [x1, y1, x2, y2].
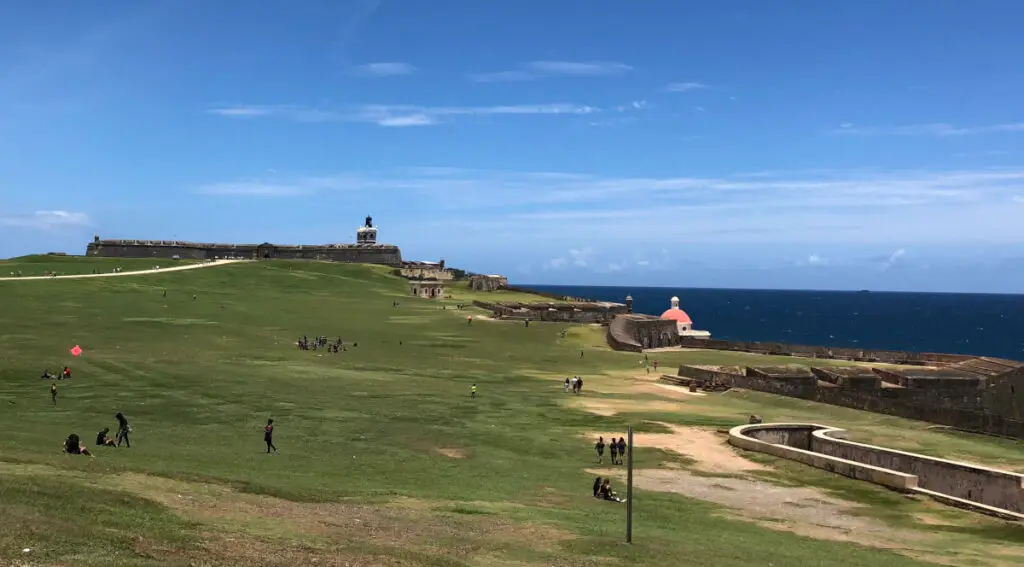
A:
[356, 215, 378, 245]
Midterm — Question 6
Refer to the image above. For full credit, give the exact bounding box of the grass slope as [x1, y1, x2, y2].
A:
[1, 254, 200, 277]
[0, 260, 1020, 566]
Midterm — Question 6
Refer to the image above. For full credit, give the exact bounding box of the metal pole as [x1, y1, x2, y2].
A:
[626, 425, 634, 543]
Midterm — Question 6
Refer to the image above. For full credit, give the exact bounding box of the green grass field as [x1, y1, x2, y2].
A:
[0, 255, 200, 277]
[1, 258, 1021, 566]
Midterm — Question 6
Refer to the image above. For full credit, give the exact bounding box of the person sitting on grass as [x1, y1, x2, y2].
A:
[599, 479, 624, 502]
[63, 433, 92, 456]
[593, 476, 603, 498]
[95, 428, 116, 447]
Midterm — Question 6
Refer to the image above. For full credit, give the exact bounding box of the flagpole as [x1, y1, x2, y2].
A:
[626, 425, 634, 543]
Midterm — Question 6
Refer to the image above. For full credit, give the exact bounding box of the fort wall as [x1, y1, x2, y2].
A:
[605, 315, 679, 351]
[469, 275, 508, 291]
[472, 300, 628, 324]
[677, 363, 1024, 438]
[85, 240, 402, 265]
[674, 336, 978, 366]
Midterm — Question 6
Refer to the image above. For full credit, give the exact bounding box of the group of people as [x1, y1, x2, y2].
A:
[296, 335, 347, 353]
[63, 412, 132, 456]
[563, 376, 584, 394]
[41, 367, 72, 380]
[594, 436, 629, 465]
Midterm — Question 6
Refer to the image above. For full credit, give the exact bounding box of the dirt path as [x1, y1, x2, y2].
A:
[0, 259, 246, 281]
[593, 467, 927, 549]
[588, 423, 763, 474]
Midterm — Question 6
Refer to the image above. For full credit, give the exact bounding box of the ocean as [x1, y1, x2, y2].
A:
[526, 285, 1024, 360]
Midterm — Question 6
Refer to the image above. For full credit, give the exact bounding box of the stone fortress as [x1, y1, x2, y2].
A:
[86, 215, 403, 265]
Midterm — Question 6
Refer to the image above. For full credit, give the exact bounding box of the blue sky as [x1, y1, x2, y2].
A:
[2, 1, 1023, 293]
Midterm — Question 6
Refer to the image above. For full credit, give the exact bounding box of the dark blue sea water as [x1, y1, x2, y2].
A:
[527, 285, 1024, 360]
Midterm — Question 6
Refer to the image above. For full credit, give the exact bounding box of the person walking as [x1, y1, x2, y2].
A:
[617, 437, 627, 464]
[595, 436, 606, 464]
[50, 382, 57, 405]
[609, 438, 619, 465]
[264, 418, 278, 455]
[564, 378, 570, 393]
[576, 377, 584, 395]
[115, 412, 131, 448]
[471, 384, 477, 399]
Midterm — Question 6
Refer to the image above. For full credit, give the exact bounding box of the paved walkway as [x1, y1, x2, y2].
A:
[0, 259, 248, 281]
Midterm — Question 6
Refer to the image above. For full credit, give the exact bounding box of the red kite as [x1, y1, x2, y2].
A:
[70, 345, 83, 357]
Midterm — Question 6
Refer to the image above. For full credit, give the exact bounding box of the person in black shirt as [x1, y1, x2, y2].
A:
[64, 433, 91, 456]
[592, 476, 603, 498]
[595, 437, 605, 464]
[576, 377, 583, 395]
[599, 479, 623, 502]
[264, 419, 278, 455]
[609, 439, 618, 465]
[115, 413, 131, 448]
[50, 382, 57, 405]
[96, 428, 116, 447]
[617, 437, 627, 464]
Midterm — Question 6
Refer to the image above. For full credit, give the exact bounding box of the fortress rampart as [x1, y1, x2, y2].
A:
[86, 239, 402, 264]
[672, 361, 1024, 439]
[473, 299, 628, 324]
[84, 216, 403, 265]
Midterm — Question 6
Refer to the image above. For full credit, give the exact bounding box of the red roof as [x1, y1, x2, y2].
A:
[660, 308, 692, 325]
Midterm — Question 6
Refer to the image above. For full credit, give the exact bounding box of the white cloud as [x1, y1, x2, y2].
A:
[663, 82, 710, 93]
[832, 122, 1024, 137]
[692, 105, 706, 113]
[195, 181, 312, 196]
[1013, 195, 1024, 203]
[194, 166, 1024, 246]
[879, 248, 907, 271]
[569, 247, 594, 267]
[546, 257, 568, 270]
[208, 102, 601, 127]
[470, 60, 632, 82]
[806, 254, 829, 266]
[352, 62, 416, 77]
[0, 210, 90, 229]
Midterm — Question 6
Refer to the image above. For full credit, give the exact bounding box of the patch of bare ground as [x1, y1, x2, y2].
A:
[108, 472, 572, 546]
[593, 467, 934, 555]
[588, 423, 764, 474]
[0, 463, 575, 566]
[571, 397, 690, 417]
[438, 447, 466, 458]
[551, 370, 706, 401]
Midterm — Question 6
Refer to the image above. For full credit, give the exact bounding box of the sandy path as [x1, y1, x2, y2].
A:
[588, 423, 764, 474]
[0, 259, 246, 281]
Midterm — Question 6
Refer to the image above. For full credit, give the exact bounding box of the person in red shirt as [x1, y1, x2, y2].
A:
[264, 419, 278, 455]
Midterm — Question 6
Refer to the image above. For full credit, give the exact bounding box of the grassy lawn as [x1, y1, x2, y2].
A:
[0, 260, 1021, 566]
[0, 254, 200, 277]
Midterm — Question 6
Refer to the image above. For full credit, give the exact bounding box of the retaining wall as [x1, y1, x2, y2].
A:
[729, 423, 1024, 520]
[811, 428, 1024, 513]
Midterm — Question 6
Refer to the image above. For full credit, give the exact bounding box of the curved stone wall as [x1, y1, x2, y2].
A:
[729, 423, 1024, 521]
[606, 315, 643, 352]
